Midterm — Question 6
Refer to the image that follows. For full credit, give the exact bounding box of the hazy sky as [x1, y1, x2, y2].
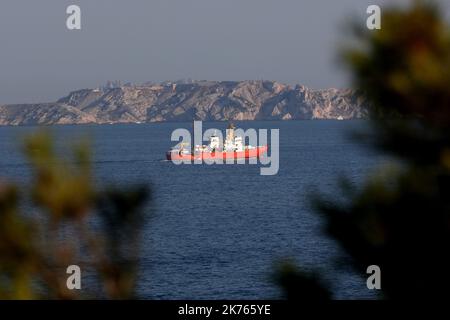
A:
[0, 0, 448, 104]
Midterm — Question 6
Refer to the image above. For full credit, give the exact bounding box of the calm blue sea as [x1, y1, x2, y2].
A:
[0, 120, 384, 299]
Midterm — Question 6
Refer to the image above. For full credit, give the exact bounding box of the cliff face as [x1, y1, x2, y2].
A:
[0, 81, 369, 125]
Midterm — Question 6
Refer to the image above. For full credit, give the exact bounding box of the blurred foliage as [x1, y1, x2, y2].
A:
[274, 262, 331, 300]
[278, 0, 450, 299]
[0, 131, 149, 299]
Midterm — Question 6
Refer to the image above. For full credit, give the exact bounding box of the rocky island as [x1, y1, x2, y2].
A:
[0, 80, 369, 125]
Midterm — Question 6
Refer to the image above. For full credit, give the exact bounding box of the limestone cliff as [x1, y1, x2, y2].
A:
[0, 81, 368, 125]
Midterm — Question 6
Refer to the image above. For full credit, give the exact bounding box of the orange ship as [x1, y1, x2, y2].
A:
[166, 123, 268, 161]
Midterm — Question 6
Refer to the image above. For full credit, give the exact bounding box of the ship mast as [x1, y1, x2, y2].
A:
[224, 121, 236, 151]
[226, 122, 235, 142]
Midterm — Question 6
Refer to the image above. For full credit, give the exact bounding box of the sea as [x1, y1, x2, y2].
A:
[0, 120, 385, 299]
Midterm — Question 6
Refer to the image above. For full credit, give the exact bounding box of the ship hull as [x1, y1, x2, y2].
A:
[166, 145, 268, 161]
